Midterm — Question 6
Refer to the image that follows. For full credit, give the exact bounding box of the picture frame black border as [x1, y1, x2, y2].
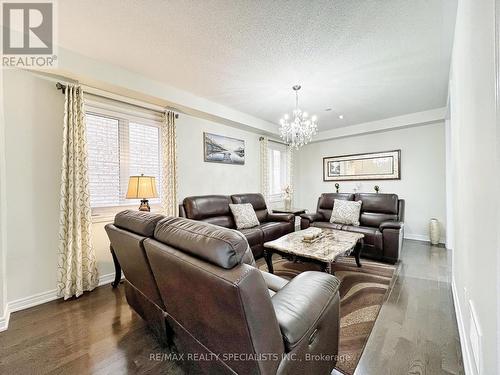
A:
[322, 149, 401, 182]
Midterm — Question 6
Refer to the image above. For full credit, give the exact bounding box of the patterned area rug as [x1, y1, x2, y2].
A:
[257, 255, 397, 375]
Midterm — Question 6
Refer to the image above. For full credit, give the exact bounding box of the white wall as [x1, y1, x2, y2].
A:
[448, 0, 499, 373]
[177, 115, 261, 198]
[0, 65, 7, 323]
[2, 69, 265, 306]
[3, 69, 63, 302]
[293, 122, 447, 242]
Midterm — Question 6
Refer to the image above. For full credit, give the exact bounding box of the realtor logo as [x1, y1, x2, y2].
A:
[2, 1, 57, 68]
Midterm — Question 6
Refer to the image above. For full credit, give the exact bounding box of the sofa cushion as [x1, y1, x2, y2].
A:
[311, 222, 344, 230]
[183, 195, 232, 219]
[355, 193, 399, 214]
[239, 227, 264, 247]
[154, 217, 249, 269]
[359, 212, 399, 228]
[317, 193, 354, 221]
[330, 199, 362, 226]
[343, 225, 383, 249]
[229, 203, 260, 229]
[259, 222, 293, 242]
[231, 193, 269, 222]
[114, 210, 165, 237]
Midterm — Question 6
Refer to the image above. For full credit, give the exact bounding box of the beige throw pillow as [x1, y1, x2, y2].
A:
[330, 199, 362, 226]
[229, 203, 260, 229]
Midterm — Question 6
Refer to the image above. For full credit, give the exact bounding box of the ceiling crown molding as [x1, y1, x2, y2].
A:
[312, 107, 447, 142]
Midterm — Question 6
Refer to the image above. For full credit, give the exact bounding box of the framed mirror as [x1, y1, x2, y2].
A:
[323, 150, 401, 181]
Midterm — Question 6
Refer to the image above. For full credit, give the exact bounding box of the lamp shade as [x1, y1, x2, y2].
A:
[126, 175, 158, 199]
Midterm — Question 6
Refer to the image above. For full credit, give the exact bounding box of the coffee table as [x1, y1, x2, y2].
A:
[263, 228, 364, 274]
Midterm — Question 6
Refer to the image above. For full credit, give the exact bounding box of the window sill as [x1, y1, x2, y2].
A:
[91, 204, 162, 224]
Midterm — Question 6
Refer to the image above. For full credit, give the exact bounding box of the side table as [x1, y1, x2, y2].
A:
[272, 207, 307, 231]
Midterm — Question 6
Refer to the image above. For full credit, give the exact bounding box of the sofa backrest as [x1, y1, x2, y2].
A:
[105, 210, 165, 308]
[315, 193, 404, 227]
[231, 193, 269, 222]
[144, 217, 283, 374]
[317, 193, 355, 220]
[180, 195, 235, 228]
[354, 193, 400, 227]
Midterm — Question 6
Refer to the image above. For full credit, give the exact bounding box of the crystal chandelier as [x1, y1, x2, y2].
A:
[279, 85, 318, 149]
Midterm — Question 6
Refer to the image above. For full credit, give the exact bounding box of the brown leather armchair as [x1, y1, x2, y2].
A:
[104, 210, 167, 344]
[144, 217, 341, 375]
[179, 193, 295, 259]
[301, 193, 405, 264]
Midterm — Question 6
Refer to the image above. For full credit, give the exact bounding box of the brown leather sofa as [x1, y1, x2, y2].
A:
[106, 211, 341, 374]
[179, 193, 295, 259]
[301, 193, 405, 264]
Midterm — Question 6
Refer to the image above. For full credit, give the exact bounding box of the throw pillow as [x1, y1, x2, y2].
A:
[330, 199, 362, 226]
[229, 203, 260, 229]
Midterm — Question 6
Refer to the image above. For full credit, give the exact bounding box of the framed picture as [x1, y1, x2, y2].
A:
[203, 132, 245, 165]
[323, 150, 401, 181]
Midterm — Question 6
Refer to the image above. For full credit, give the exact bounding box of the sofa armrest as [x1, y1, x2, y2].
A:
[299, 212, 323, 223]
[267, 213, 294, 223]
[379, 220, 404, 231]
[260, 270, 289, 292]
[271, 271, 340, 351]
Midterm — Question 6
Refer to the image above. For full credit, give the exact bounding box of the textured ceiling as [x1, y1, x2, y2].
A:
[58, 0, 457, 131]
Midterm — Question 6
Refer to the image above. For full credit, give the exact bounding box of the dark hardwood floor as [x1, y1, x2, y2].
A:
[0, 240, 464, 375]
[355, 240, 464, 375]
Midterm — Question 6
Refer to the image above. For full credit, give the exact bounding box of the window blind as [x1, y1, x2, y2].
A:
[267, 142, 290, 201]
[85, 103, 162, 212]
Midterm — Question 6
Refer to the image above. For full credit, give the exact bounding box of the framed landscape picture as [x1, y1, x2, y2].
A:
[203, 132, 245, 165]
[323, 150, 401, 181]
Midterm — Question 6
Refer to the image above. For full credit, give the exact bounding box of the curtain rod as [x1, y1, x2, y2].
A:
[259, 136, 288, 146]
[56, 82, 179, 119]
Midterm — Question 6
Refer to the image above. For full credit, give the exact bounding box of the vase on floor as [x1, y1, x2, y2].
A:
[429, 218, 440, 245]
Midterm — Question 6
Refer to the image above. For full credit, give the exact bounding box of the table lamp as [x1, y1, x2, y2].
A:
[126, 174, 158, 211]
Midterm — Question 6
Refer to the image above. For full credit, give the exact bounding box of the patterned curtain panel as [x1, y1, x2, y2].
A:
[161, 111, 178, 216]
[260, 137, 271, 211]
[57, 85, 98, 300]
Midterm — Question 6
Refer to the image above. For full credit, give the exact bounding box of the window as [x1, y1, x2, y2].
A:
[85, 103, 162, 215]
[268, 142, 290, 202]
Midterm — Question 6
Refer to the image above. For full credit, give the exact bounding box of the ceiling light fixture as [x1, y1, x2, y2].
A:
[338, 114, 344, 119]
[279, 85, 318, 149]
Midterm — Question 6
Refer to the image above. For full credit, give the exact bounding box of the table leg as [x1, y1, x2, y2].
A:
[110, 246, 122, 288]
[354, 239, 363, 268]
[264, 250, 274, 274]
[324, 262, 334, 275]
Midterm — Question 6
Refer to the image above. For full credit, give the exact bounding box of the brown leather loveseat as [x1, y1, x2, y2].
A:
[300, 193, 405, 264]
[179, 193, 295, 259]
[106, 211, 341, 374]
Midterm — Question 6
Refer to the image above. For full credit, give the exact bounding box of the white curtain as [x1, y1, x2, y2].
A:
[57, 84, 98, 300]
[260, 137, 271, 211]
[161, 111, 178, 216]
[286, 145, 294, 205]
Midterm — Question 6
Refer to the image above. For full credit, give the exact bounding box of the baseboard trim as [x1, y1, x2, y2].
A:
[451, 275, 474, 375]
[0, 308, 10, 332]
[404, 233, 446, 245]
[0, 272, 118, 332]
[8, 288, 59, 313]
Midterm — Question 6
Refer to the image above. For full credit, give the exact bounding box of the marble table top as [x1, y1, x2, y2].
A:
[264, 228, 364, 263]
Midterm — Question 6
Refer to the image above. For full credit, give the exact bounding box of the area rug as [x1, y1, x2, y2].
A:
[257, 255, 397, 375]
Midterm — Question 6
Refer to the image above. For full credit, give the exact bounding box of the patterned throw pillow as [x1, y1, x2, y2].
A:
[229, 203, 260, 229]
[330, 199, 362, 226]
